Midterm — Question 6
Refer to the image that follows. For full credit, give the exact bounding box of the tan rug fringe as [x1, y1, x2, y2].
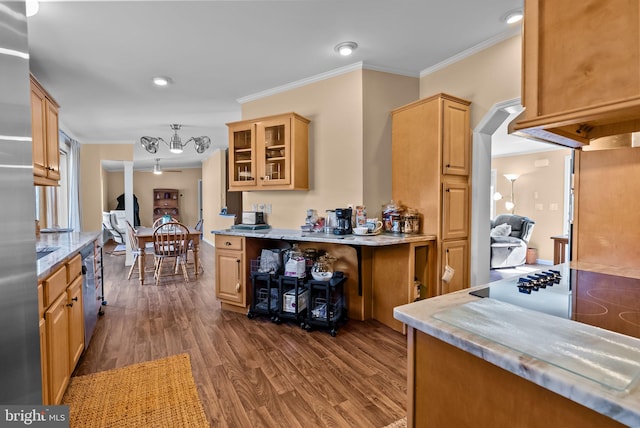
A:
[62, 353, 209, 428]
[384, 416, 407, 428]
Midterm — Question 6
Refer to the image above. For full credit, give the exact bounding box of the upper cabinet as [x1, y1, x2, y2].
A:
[511, 0, 640, 148]
[31, 75, 60, 186]
[227, 112, 310, 191]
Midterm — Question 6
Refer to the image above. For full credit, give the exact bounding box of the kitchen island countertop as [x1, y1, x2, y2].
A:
[394, 280, 640, 426]
[36, 231, 101, 279]
[211, 227, 436, 246]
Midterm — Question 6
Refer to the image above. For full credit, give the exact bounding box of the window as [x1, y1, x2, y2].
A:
[35, 146, 69, 229]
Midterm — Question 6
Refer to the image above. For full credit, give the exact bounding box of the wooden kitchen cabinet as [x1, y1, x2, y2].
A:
[439, 240, 469, 295]
[67, 275, 84, 370]
[227, 112, 309, 191]
[512, 0, 640, 147]
[45, 291, 69, 405]
[30, 74, 60, 186]
[40, 253, 85, 405]
[392, 93, 471, 295]
[215, 235, 246, 308]
[153, 188, 179, 223]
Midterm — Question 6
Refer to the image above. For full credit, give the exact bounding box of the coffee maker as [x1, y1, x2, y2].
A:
[333, 208, 353, 235]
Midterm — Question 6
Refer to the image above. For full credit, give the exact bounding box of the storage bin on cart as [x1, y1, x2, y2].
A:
[274, 275, 308, 325]
[247, 271, 280, 321]
[303, 272, 347, 337]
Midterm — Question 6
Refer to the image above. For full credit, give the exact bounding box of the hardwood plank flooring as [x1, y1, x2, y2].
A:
[74, 240, 407, 427]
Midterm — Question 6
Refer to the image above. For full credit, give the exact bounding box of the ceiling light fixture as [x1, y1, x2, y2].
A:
[152, 76, 172, 87]
[153, 158, 162, 175]
[334, 41, 358, 56]
[26, 0, 39, 17]
[140, 124, 211, 155]
[503, 9, 523, 24]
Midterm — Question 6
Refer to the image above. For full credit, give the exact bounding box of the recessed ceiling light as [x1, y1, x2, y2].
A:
[26, 0, 39, 17]
[152, 76, 172, 87]
[334, 41, 358, 56]
[503, 9, 523, 24]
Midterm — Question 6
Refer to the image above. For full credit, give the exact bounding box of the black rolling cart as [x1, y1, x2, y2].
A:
[303, 272, 347, 336]
[247, 272, 279, 321]
[274, 275, 308, 325]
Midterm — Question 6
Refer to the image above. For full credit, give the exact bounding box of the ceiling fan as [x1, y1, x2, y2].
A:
[139, 158, 182, 174]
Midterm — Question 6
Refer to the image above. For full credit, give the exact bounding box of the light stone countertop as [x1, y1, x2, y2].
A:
[394, 285, 640, 427]
[36, 231, 102, 279]
[211, 227, 436, 246]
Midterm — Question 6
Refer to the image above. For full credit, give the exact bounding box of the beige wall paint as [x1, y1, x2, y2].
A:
[202, 149, 235, 245]
[241, 71, 364, 228]
[363, 70, 419, 217]
[491, 148, 570, 261]
[105, 168, 203, 228]
[80, 143, 133, 232]
[240, 69, 418, 227]
[420, 35, 522, 128]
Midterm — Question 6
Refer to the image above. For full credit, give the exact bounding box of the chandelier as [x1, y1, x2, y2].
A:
[140, 124, 211, 154]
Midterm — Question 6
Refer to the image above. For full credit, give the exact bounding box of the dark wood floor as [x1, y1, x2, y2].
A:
[75, 240, 408, 427]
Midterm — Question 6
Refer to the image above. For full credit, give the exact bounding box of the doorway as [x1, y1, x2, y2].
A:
[472, 99, 572, 286]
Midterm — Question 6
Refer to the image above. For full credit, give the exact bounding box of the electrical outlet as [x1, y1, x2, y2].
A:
[535, 203, 544, 210]
[257, 203, 265, 212]
[265, 204, 272, 214]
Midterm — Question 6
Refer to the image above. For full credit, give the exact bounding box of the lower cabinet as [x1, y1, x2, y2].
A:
[215, 235, 246, 308]
[67, 275, 84, 370]
[40, 253, 85, 405]
[440, 239, 469, 295]
[45, 292, 70, 405]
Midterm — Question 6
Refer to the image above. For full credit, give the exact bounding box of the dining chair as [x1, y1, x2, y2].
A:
[125, 220, 154, 280]
[152, 221, 190, 285]
[187, 218, 204, 273]
[152, 216, 179, 229]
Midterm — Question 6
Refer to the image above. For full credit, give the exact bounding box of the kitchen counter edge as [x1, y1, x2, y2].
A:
[211, 228, 435, 246]
[393, 284, 640, 426]
[36, 231, 102, 279]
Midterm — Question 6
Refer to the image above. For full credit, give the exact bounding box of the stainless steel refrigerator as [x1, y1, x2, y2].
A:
[0, 0, 42, 404]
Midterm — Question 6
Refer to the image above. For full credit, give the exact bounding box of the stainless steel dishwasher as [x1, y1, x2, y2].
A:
[80, 242, 104, 349]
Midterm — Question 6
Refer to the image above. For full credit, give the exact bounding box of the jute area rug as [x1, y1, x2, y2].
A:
[384, 417, 407, 428]
[62, 353, 209, 428]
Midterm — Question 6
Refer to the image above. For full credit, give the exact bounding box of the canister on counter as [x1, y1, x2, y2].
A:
[355, 205, 367, 227]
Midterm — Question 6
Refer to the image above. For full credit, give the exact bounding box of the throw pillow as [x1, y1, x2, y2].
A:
[490, 223, 512, 237]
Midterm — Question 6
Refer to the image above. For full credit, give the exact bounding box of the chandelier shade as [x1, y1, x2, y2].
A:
[140, 124, 211, 154]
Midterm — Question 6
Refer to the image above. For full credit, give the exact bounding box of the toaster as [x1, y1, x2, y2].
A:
[242, 211, 265, 225]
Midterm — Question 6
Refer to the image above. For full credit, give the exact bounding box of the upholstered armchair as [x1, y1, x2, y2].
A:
[490, 214, 535, 269]
[102, 210, 127, 245]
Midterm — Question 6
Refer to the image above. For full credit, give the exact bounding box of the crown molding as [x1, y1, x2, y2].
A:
[237, 62, 365, 104]
[420, 26, 521, 78]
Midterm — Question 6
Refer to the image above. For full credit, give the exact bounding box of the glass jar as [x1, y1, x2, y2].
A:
[311, 254, 335, 282]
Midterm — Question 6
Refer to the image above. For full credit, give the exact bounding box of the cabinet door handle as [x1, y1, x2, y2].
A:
[66, 303, 73, 307]
[236, 259, 241, 293]
[71, 296, 78, 302]
[446, 164, 451, 168]
[225, 241, 232, 246]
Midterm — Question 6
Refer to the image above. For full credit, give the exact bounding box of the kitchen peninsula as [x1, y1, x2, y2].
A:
[212, 228, 436, 332]
[394, 266, 640, 428]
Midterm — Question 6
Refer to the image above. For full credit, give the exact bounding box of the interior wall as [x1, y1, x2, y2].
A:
[105, 167, 203, 228]
[202, 149, 235, 245]
[80, 143, 133, 232]
[491, 149, 570, 262]
[241, 70, 363, 228]
[362, 69, 419, 218]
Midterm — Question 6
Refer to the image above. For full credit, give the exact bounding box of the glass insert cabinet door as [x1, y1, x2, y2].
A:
[229, 124, 255, 188]
[256, 118, 290, 186]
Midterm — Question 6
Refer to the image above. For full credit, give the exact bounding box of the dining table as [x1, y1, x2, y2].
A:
[134, 226, 201, 285]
